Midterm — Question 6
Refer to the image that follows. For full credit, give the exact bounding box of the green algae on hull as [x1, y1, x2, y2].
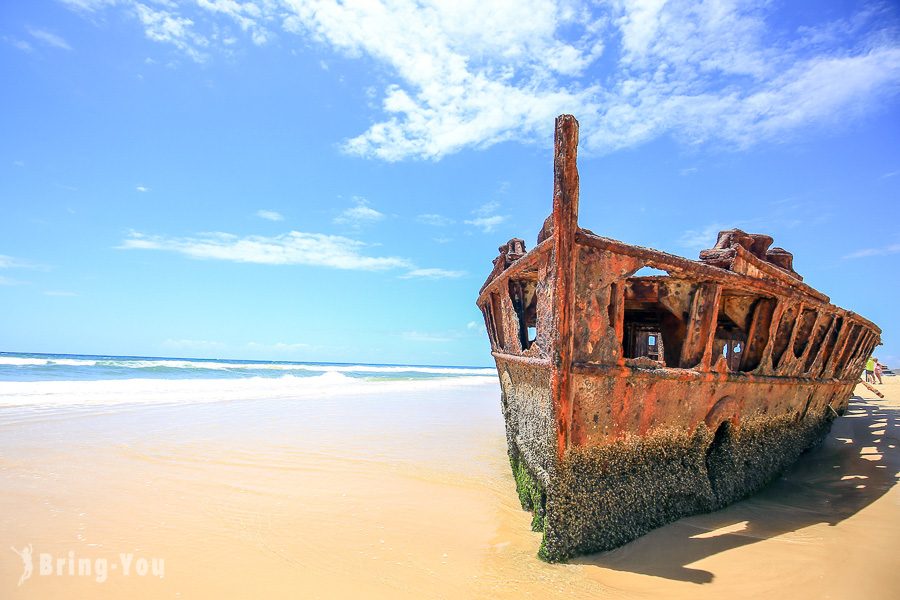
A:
[510, 410, 837, 563]
[510, 456, 545, 532]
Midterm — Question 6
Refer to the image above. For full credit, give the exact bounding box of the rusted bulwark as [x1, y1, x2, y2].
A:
[477, 114, 882, 561]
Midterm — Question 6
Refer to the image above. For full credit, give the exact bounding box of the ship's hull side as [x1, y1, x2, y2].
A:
[496, 357, 848, 561]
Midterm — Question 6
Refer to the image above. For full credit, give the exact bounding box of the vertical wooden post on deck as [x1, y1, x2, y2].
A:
[550, 115, 579, 460]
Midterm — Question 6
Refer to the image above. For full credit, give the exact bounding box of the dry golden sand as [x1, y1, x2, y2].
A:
[0, 379, 898, 598]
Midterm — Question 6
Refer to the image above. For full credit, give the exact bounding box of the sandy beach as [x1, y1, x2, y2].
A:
[1, 377, 897, 598]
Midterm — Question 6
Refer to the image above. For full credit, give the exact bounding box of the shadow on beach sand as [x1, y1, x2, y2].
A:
[573, 396, 900, 584]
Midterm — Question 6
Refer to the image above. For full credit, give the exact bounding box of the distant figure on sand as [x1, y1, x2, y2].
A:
[874, 358, 883, 385]
[865, 357, 876, 383]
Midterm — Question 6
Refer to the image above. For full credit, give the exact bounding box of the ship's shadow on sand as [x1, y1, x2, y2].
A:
[573, 396, 899, 584]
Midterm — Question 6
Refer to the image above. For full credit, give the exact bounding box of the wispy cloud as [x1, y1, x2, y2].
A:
[59, 0, 118, 12]
[3, 36, 32, 52]
[289, 1, 900, 160]
[256, 209, 284, 222]
[119, 230, 411, 271]
[119, 228, 467, 282]
[843, 242, 900, 260]
[62, 2, 900, 160]
[400, 331, 456, 344]
[465, 215, 506, 233]
[465, 200, 507, 233]
[677, 223, 727, 251]
[416, 213, 455, 226]
[27, 27, 72, 51]
[135, 185, 150, 193]
[0, 275, 25, 286]
[134, 2, 210, 63]
[400, 268, 466, 280]
[880, 170, 899, 179]
[334, 197, 385, 227]
[0, 254, 39, 270]
[44, 290, 78, 297]
[195, 0, 271, 46]
[0, 254, 47, 286]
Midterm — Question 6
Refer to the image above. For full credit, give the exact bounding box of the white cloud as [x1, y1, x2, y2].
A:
[0, 254, 36, 269]
[135, 185, 150, 192]
[59, 0, 120, 12]
[400, 268, 466, 280]
[400, 331, 456, 344]
[333, 197, 385, 227]
[473, 200, 500, 217]
[843, 242, 900, 260]
[0, 254, 46, 284]
[196, 0, 271, 45]
[416, 213, 455, 226]
[134, 2, 210, 63]
[464, 215, 507, 233]
[256, 209, 284, 221]
[677, 223, 727, 251]
[119, 230, 412, 271]
[44, 290, 78, 297]
[4, 36, 33, 52]
[465, 200, 508, 233]
[61, 1, 900, 160]
[466, 320, 486, 334]
[27, 28, 72, 50]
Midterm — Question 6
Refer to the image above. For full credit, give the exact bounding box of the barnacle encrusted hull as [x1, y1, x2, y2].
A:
[513, 410, 834, 561]
[477, 115, 881, 560]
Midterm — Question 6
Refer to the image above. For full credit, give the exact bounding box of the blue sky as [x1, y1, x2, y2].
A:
[1, 0, 898, 367]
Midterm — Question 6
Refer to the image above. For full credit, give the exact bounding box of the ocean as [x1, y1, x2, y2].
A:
[0, 351, 498, 407]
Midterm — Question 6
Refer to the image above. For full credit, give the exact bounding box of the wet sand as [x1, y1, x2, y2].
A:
[1, 379, 898, 598]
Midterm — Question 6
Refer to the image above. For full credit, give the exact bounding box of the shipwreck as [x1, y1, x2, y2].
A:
[476, 114, 882, 561]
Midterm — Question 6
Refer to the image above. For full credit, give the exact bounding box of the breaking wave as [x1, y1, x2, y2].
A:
[0, 371, 499, 408]
[0, 355, 495, 376]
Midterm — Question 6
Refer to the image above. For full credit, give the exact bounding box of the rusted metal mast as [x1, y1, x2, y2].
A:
[549, 114, 579, 459]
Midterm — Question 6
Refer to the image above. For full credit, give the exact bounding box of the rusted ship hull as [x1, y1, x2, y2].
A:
[477, 115, 881, 561]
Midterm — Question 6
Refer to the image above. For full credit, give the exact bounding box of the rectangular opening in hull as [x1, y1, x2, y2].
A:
[508, 278, 538, 351]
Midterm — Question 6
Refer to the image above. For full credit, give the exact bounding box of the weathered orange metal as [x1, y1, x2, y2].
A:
[477, 115, 882, 561]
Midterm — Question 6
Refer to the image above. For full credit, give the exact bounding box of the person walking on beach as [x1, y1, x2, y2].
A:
[874, 358, 883, 385]
[865, 357, 875, 383]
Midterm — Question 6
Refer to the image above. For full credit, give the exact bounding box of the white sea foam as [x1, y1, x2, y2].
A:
[0, 356, 496, 375]
[0, 373, 499, 407]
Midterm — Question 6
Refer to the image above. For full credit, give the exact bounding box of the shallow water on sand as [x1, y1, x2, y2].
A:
[0, 378, 898, 598]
